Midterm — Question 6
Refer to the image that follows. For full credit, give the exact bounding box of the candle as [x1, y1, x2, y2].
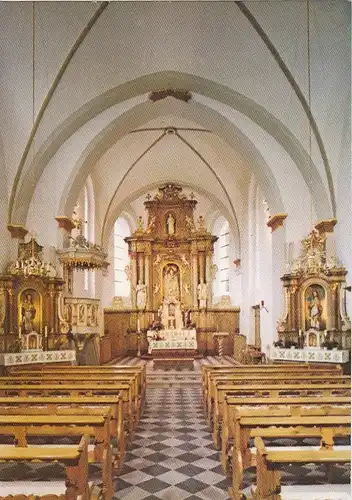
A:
[44, 326, 48, 338]
[18, 326, 22, 339]
[137, 319, 140, 332]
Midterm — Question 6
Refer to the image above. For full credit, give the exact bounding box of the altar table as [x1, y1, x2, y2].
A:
[147, 329, 197, 353]
[0, 350, 76, 368]
[270, 347, 349, 364]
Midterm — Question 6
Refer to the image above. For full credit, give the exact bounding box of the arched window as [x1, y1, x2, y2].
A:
[84, 184, 89, 291]
[218, 220, 230, 293]
[114, 218, 131, 296]
[213, 218, 230, 296]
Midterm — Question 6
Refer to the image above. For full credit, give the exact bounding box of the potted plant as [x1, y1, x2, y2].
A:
[322, 340, 339, 350]
[285, 340, 298, 349]
[273, 340, 284, 348]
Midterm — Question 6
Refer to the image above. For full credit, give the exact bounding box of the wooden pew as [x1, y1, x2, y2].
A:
[0, 435, 89, 500]
[1, 373, 141, 425]
[0, 413, 113, 499]
[202, 364, 342, 409]
[12, 364, 146, 396]
[221, 395, 351, 472]
[211, 383, 351, 448]
[205, 367, 344, 409]
[211, 380, 351, 446]
[12, 365, 147, 409]
[0, 383, 135, 438]
[251, 436, 351, 500]
[229, 415, 351, 500]
[206, 373, 349, 423]
[0, 394, 125, 468]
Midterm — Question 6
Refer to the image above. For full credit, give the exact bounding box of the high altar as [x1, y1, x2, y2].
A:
[271, 227, 351, 364]
[104, 184, 240, 357]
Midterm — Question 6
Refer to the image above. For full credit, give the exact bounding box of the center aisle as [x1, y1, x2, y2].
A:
[114, 386, 230, 499]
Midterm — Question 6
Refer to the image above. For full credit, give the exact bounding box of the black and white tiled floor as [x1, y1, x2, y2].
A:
[113, 386, 230, 499]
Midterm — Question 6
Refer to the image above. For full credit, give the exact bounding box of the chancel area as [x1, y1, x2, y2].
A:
[0, 1, 351, 499]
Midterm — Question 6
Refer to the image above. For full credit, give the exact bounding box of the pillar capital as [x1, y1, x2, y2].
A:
[267, 213, 288, 232]
[7, 224, 28, 239]
[55, 216, 75, 233]
[315, 218, 337, 234]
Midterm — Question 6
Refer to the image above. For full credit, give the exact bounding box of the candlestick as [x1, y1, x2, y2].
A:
[137, 318, 140, 332]
[18, 326, 22, 339]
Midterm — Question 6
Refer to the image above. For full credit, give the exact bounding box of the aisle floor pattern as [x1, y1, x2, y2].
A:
[114, 386, 230, 499]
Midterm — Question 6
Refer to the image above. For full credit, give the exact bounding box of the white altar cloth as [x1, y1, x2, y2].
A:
[147, 329, 197, 351]
[0, 350, 76, 367]
[270, 347, 349, 364]
[149, 339, 197, 350]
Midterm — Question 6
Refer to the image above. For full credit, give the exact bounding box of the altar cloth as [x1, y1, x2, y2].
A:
[149, 339, 197, 350]
[147, 329, 197, 351]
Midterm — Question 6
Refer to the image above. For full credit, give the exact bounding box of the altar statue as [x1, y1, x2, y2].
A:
[136, 280, 147, 309]
[160, 297, 183, 330]
[308, 289, 323, 330]
[166, 214, 176, 235]
[198, 281, 208, 309]
[21, 292, 36, 333]
[164, 265, 180, 299]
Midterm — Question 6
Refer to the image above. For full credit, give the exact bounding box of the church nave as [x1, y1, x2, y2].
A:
[114, 386, 230, 500]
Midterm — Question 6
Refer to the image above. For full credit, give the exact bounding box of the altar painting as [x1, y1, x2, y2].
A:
[305, 284, 326, 331]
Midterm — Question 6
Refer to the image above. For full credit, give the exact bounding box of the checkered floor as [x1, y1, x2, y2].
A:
[113, 386, 230, 499]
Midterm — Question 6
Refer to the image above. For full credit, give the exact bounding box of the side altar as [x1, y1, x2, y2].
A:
[272, 227, 350, 365]
[104, 184, 240, 357]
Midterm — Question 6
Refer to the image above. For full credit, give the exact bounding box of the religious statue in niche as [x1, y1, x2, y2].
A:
[166, 213, 176, 236]
[136, 281, 147, 309]
[305, 285, 325, 331]
[185, 215, 196, 233]
[198, 281, 208, 309]
[163, 265, 180, 300]
[197, 215, 205, 232]
[78, 304, 86, 324]
[146, 215, 156, 234]
[20, 289, 39, 333]
[137, 216, 144, 232]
